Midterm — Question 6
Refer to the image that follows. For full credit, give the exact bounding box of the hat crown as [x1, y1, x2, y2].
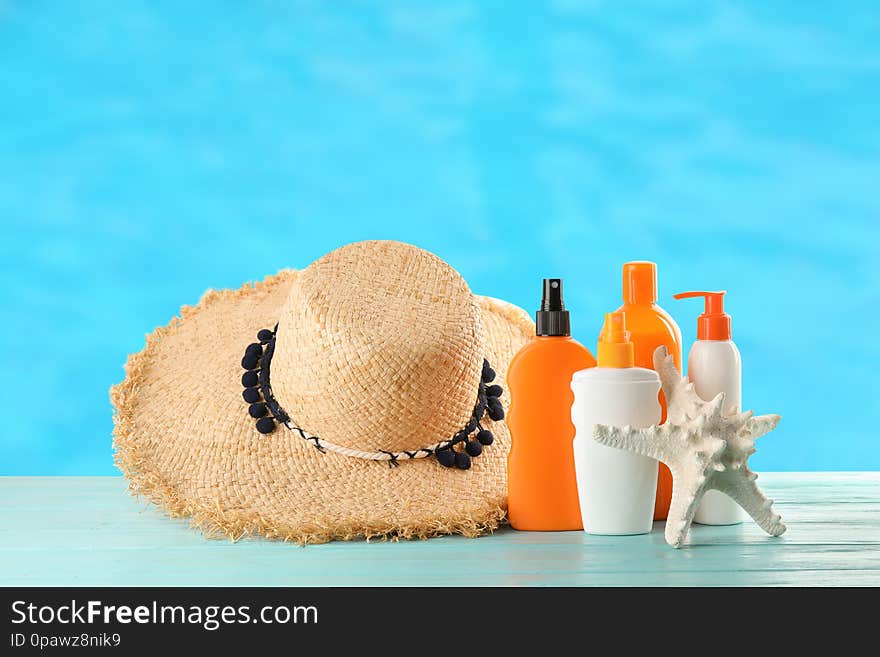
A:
[272, 241, 485, 453]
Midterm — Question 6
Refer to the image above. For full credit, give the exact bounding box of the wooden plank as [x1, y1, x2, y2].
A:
[0, 474, 877, 586]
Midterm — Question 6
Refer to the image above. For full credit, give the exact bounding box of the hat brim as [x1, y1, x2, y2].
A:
[111, 270, 534, 543]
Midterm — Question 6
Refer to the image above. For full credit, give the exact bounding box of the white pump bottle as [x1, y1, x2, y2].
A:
[674, 290, 748, 526]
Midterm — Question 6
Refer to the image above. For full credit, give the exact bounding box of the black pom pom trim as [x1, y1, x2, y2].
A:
[486, 397, 504, 421]
[477, 429, 494, 445]
[485, 384, 503, 398]
[465, 440, 483, 457]
[474, 392, 488, 420]
[255, 416, 276, 434]
[241, 327, 506, 469]
[436, 449, 456, 468]
[481, 360, 496, 383]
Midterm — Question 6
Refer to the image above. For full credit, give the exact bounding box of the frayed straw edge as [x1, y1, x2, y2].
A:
[186, 504, 507, 546]
[110, 270, 508, 545]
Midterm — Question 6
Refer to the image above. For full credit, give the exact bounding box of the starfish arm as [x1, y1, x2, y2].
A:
[744, 414, 781, 440]
[592, 423, 669, 463]
[716, 470, 787, 537]
[664, 469, 710, 548]
[652, 346, 683, 402]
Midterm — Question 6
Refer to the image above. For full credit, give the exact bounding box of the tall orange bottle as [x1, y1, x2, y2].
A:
[507, 279, 596, 530]
[616, 262, 682, 520]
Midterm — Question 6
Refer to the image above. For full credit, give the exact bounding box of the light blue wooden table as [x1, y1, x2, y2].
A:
[1, 473, 877, 586]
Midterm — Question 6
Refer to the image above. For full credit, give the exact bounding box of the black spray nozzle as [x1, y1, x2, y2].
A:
[536, 278, 571, 336]
[541, 278, 565, 311]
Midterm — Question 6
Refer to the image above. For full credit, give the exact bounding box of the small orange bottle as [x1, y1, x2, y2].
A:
[507, 279, 596, 530]
[616, 262, 682, 520]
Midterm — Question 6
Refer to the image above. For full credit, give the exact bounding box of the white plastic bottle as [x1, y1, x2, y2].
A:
[571, 311, 661, 535]
[674, 290, 747, 525]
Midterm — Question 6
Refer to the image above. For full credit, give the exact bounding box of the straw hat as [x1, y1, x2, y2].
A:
[111, 240, 534, 543]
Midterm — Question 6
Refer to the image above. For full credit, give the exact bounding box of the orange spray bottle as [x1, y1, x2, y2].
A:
[615, 262, 682, 520]
[506, 279, 596, 530]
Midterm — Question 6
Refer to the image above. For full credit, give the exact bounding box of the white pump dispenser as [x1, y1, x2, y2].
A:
[674, 290, 747, 525]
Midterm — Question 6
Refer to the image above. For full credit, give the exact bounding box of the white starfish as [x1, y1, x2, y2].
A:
[591, 346, 786, 548]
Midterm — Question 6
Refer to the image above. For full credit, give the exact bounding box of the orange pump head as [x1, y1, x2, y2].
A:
[673, 291, 731, 341]
[597, 311, 635, 368]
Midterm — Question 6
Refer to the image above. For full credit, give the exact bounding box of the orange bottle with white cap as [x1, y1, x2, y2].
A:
[674, 290, 747, 525]
[616, 262, 682, 520]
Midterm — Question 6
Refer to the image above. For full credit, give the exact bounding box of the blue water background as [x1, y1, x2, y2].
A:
[1, 1, 878, 474]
